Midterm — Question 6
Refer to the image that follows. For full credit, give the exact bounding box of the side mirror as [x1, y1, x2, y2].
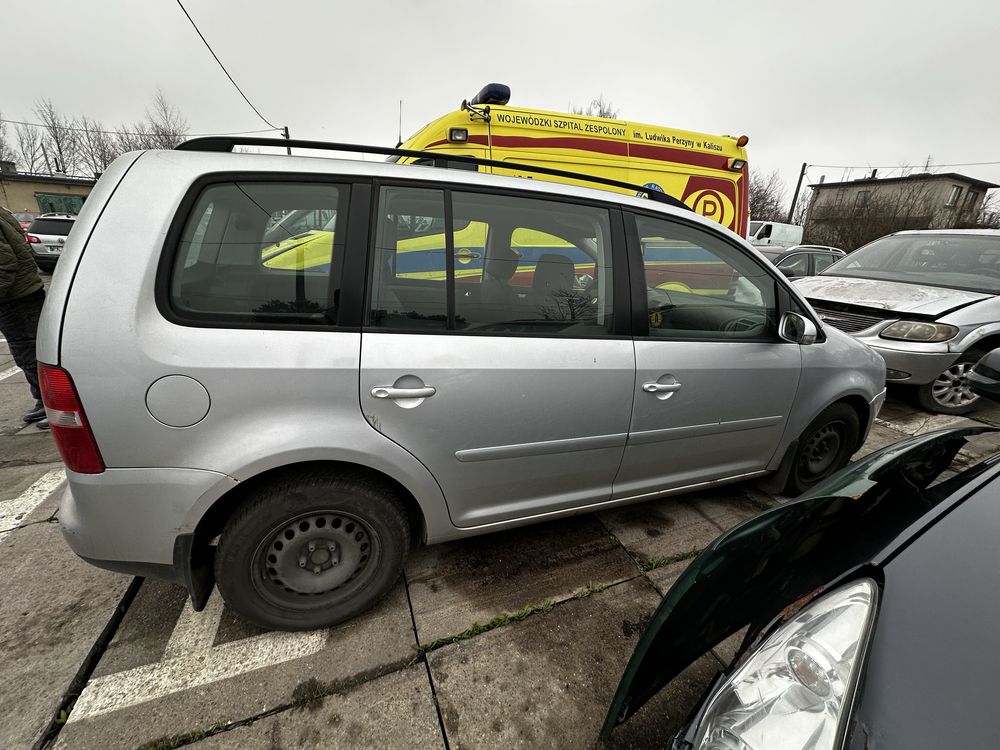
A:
[779, 311, 818, 345]
[779, 267, 796, 278]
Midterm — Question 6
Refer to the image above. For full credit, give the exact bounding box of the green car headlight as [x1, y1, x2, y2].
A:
[879, 320, 958, 342]
[692, 578, 879, 750]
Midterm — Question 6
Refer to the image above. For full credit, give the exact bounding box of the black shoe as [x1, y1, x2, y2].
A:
[36, 420, 50, 431]
[23, 405, 46, 423]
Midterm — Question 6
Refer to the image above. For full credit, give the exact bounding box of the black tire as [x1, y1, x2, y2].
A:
[215, 470, 410, 631]
[784, 403, 860, 496]
[915, 349, 985, 416]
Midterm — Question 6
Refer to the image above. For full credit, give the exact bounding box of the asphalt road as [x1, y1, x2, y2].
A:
[3, 331, 1000, 749]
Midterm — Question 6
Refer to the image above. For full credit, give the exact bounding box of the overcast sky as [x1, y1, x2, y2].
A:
[4, 0, 999, 199]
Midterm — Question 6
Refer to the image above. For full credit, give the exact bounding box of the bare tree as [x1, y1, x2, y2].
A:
[748, 170, 788, 223]
[113, 119, 154, 153]
[0, 114, 15, 166]
[77, 116, 118, 176]
[572, 95, 619, 119]
[14, 122, 43, 172]
[144, 88, 188, 149]
[805, 179, 938, 250]
[6, 91, 188, 175]
[34, 99, 81, 174]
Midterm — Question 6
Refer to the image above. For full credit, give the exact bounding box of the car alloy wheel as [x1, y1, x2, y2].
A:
[930, 362, 979, 410]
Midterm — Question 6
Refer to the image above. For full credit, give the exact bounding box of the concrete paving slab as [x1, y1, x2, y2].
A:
[683, 490, 761, 533]
[406, 515, 638, 645]
[0, 376, 38, 438]
[191, 665, 444, 750]
[878, 410, 973, 437]
[853, 422, 909, 460]
[598, 490, 737, 567]
[0, 461, 62, 503]
[0, 520, 133, 750]
[0, 464, 64, 537]
[427, 577, 721, 749]
[55, 583, 418, 750]
[644, 559, 692, 596]
[0, 429, 62, 465]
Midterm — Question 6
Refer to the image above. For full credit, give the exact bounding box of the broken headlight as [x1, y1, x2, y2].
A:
[692, 578, 878, 750]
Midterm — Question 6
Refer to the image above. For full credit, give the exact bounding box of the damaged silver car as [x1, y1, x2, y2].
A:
[794, 229, 1000, 414]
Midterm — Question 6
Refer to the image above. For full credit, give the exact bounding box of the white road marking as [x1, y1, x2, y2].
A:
[0, 365, 23, 382]
[0, 469, 65, 542]
[69, 590, 329, 722]
[163, 594, 226, 659]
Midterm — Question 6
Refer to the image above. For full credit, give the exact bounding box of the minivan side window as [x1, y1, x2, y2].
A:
[169, 182, 347, 326]
[636, 214, 778, 340]
[368, 186, 615, 337]
[814, 253, 839, 273]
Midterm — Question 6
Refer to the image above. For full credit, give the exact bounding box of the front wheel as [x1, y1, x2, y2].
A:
[215, 470, 410, 631]
[784, 403, 860, 495]
[915, 350, 984, 415]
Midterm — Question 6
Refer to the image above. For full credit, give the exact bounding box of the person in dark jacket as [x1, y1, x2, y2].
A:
[0, 206, 49, 430]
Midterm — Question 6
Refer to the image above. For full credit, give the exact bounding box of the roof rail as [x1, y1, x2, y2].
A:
[175, 136, 692, 211]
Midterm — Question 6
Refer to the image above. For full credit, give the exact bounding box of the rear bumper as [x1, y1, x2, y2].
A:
[60, 466, 236, 605]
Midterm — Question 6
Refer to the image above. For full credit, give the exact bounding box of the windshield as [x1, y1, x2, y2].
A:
[748, 221, 762, 236]
[822, 234, 1000, 294]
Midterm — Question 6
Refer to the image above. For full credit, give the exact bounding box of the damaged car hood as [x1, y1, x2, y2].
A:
[601, 426, 1000, 740]
[793, 275, 992, 316]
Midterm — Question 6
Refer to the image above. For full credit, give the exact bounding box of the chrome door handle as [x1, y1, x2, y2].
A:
[642, 382, 682, 393]
[371, 386, 437, 400]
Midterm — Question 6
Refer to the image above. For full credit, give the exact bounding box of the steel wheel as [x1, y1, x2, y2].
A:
[799, 422, 845, 477]
[785, 403, 860, 495]
[215, 471, 409, 631]
[252, 510, 381, 609]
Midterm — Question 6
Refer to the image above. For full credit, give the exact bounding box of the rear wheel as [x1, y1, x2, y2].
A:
[215, 470, 410, 631]
[915, 350, 984, 415]
[784, 403, 860, 495]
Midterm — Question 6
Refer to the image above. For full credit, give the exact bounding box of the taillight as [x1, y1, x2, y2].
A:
[26, 234, 41, 244]
[38, 364, 105, 474]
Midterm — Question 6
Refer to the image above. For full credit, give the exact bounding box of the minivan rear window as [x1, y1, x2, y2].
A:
[168, 181, 348, 326]
[28, 218, 74, 235]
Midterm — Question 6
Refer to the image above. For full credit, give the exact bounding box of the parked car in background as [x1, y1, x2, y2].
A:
[794, 229, 1000, 415]
[604, 424, 1000, 749]
[759, 244, 846, 278]
[25, 213, 76, 271]
[40, 140, 884, 631]
[13, 210, 40, 231]
[747, 220, 803, 249]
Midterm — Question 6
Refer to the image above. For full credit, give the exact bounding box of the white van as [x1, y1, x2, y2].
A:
[748, 221, 803, 249]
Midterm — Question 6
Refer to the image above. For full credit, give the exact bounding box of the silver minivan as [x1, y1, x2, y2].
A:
[38, 140, 885, 630]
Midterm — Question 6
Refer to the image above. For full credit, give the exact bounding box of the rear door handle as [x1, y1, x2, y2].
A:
[642, 382, 682, 393]
[371, 386, 437, 400]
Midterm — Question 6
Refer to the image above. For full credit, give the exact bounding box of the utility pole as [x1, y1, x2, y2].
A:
[787, 162, 807, 224]
[282, 126, 291, 155]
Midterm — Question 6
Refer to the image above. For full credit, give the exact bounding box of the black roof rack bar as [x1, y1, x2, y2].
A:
[175, 136, 693, 211]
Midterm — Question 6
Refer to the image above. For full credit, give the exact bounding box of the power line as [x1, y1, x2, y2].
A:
[810, 160, 1000, 170]
[174, 0, 278, 130]
[0, 117, 280, 138]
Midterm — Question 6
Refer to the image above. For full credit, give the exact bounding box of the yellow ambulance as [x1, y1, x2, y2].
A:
[397, 83, 750, 237]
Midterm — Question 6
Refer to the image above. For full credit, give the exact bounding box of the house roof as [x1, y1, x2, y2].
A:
[0, 172, 97, 187]
[809, 172, 999, 190]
